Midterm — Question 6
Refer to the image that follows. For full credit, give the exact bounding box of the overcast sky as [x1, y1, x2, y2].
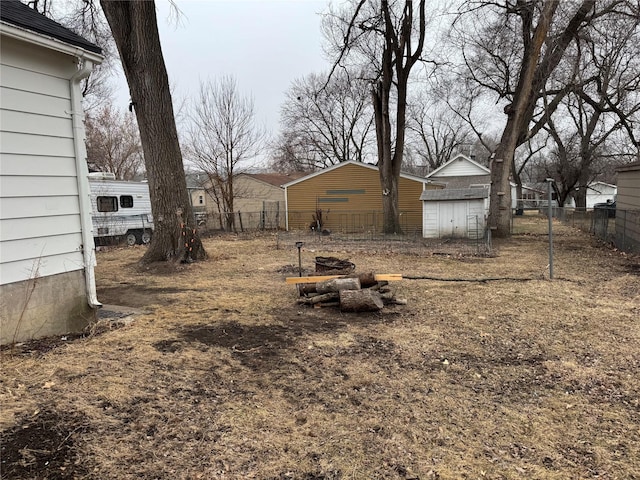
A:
[111, 0, 331, 139]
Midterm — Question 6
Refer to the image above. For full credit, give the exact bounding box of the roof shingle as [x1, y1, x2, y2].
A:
[0, 0, 102, 54]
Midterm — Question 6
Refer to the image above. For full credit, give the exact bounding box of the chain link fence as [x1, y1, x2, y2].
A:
[534, 207, 640, 254]
[196, 209, 492, 256]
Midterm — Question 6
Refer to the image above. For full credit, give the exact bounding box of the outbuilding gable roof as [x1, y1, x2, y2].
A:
[282, 160, 437, 188]
[426, 154, 490, 178]
[420, 187, 489, 202]
[0, 0, 102, 54]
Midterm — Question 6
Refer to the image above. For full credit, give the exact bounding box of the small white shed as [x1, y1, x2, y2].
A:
[420, 188, 489, 239]
[1, 1, 103, 344]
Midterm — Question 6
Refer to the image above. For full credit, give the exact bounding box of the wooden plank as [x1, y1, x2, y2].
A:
[286, 274, 402, 284]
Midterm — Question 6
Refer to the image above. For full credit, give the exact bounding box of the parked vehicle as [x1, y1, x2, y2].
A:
[89, 173, 154, 245]
[593, 200, 616, 218]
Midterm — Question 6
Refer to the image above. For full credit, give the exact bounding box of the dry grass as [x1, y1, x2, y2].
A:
[1, 215, 639, 479]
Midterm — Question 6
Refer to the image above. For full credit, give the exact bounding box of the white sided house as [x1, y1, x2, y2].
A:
[0, 1, 103, 345]
[585, 182, 617, 209]
[89, 173, 154, 246]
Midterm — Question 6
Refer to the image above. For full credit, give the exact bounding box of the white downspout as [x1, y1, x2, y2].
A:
[70, 57, 101, 309]
[284, 186, 289, 231]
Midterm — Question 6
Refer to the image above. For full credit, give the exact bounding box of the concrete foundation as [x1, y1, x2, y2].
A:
[1, 270, 97, 345]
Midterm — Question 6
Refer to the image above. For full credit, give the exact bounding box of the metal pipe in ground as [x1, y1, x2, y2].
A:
[546, 179, 554, 280]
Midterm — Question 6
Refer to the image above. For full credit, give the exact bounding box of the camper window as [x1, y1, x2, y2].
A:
[97, 196, 118, 212]
[120, 195, 134, 208]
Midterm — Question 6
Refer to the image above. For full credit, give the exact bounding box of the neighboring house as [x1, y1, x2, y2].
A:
[420, 188, 489, 239]
[585, 181, 617, 209]
[615, 161, 640, 253]
[520, 184, 546, 208]
[560, 181, 617, 209]
[185, 173, 208, 217]
[425, 153, 518, 209]
[283, 161, 444, 234]
[0, 1, 103, 344]
[233, 172, 305, 230]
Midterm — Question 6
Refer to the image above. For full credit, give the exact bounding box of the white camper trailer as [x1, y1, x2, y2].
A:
[89, 173, 154, 245]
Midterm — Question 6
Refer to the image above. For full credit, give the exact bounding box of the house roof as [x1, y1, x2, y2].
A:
[241, 172, 307, 188]
[185, 173, 208, 189]
[420, 187, 489, 202]
[0, 0, 102, 54]
[425, 154, 490, 178]
[588, 181, 617, 191]
[282, 160, 440, 188]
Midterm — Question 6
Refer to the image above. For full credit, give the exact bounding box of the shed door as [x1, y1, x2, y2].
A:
[438, 202, 467, 237]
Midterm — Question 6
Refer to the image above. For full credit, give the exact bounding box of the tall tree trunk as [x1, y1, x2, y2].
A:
[489, 1, 559, 237]
[372, 45, 401, 234]
[100, 1, 205, 262]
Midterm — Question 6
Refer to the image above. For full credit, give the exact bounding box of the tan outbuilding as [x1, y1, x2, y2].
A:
[283, 161, 444, 234]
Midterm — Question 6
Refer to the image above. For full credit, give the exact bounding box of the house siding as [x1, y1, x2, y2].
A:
[616, 164, 640, 253]
[616, 168, 640, 211]
[233, 175, 286, 229]
[286, 163, 434, 234]
[0, 37, 84, 287]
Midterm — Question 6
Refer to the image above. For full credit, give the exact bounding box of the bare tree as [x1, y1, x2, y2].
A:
[324, 0, 427, 234]
[185, 76, 265, 231]
[85, 102, 144, 180]
[407, 90, 474, 174]
[454, 0, 609, 236]
[276, 70, 375, 171]
[529, 3, 640, 208]
[100, 0, 205, 263]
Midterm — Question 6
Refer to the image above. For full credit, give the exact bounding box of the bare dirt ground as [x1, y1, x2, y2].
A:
[1, 215, 639, 480]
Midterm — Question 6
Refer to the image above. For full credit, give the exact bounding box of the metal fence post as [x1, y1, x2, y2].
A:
[546, 178, 554, 280]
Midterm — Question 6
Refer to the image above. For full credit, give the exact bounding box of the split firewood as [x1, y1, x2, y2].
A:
[316, 277, 361, 294]
[339, 289, 384, 312]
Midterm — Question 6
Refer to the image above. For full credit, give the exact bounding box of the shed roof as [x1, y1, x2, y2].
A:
[0, 0, 102, 54]
[436, 174, 490, 189]
[420, 187, 489, 201]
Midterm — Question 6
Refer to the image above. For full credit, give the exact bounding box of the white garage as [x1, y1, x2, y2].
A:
[420, 188, 488, 239]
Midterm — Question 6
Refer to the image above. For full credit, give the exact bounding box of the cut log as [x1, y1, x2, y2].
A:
[297, 283, 317, 296]
[297, 292, 340, 305]
[316, 277, 361, 294]
[339, 289, 384, 312]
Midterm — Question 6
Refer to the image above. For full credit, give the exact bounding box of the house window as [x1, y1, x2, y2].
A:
[198, 195, 204, 205]
[97, 196, 118, 212]
[120, 195, 134, 208]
